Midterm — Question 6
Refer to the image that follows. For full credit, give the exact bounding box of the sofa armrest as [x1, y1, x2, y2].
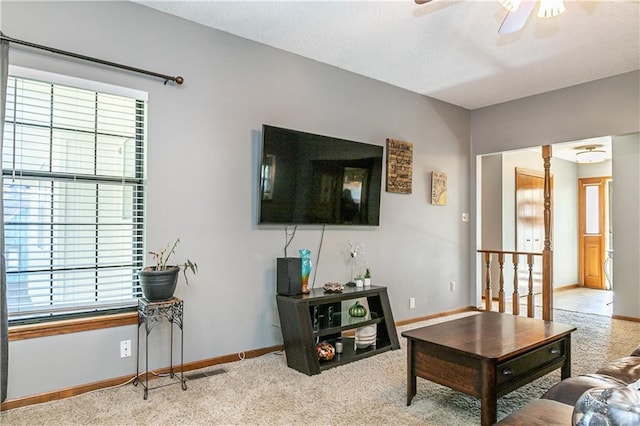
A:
[541, 374, 628, 406]
[631, 344, 640, 357]
[496, 399, 573, 425]
[596, 356, 640, 384]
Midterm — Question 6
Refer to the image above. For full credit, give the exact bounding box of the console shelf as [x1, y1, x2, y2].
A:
[276, 285, 400, 375]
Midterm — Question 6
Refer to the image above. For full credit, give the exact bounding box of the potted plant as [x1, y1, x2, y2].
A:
[364, 268, 372, 287]
[137, 238, 198, 302]
[354, 274, 365, 288]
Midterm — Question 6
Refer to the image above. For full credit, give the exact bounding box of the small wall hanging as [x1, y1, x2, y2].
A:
[386, 139, 413, 194]
[431, 171, 447, 205]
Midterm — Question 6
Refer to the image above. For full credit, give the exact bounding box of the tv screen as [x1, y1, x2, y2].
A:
[259, 125, 383, 225]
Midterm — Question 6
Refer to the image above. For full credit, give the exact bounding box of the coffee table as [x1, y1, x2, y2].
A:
[401, 311, 576, 426]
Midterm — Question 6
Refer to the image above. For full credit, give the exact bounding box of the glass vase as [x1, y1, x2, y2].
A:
[299, 249, 312, 294]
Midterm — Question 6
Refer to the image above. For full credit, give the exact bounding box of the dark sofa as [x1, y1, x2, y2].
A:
[497, 344, 640, 425]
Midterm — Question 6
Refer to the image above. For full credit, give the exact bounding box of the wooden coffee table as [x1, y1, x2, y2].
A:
[401, 311, 576, 426]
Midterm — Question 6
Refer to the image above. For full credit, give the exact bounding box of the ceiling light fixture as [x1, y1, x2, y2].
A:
[500, 0, 522, 12]
[537, 0, 566, 18]
[576, 146, 606, 164]
[499, 0, 566, 17]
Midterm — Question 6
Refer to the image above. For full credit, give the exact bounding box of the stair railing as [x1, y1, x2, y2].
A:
[477, 249, 542, 318]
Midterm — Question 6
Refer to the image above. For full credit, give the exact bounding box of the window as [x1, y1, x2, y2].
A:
[2, 69, 146, 321]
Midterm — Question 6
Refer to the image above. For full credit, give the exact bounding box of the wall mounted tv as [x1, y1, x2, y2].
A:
[259, 125, 383, 226]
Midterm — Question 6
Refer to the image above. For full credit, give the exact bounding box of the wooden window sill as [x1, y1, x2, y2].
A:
[8, 312, 138, 341]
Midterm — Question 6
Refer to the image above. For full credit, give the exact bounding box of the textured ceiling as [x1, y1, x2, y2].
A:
[135, 0, 640, 110]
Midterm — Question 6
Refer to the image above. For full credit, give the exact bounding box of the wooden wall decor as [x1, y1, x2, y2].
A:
[386, 139, 413, 194]
[431, 171, 447, 205]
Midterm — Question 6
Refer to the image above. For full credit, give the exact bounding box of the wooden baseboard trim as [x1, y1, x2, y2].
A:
[178, 345, 283, 373]
[612, 314, 640, 323]
[0, 344, 283, 412]
[0, 374, 135, 411]
[395, 306, 478, 327]
[554, 284, 580, 292]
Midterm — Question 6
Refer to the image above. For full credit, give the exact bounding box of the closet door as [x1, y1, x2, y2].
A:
[516, 168, 546, 293]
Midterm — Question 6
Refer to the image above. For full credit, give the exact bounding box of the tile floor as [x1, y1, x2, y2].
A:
[551, 287, 613, 317]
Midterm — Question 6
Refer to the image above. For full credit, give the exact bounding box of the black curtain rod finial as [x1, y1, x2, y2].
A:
[166, 76, 184, 85]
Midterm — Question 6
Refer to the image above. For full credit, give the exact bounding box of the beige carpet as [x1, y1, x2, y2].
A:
[1, 309, 638, 425]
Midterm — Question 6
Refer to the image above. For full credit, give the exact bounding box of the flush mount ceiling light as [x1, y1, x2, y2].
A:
[576, 146, 606, 164]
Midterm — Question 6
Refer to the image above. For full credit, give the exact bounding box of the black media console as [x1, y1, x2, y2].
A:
[276, 285, 399, 375]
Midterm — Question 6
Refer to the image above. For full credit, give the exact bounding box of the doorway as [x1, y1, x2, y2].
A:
[479, 144, 614, 317]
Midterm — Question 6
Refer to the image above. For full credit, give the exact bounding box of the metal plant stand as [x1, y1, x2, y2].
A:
[133, 297, 187, 399]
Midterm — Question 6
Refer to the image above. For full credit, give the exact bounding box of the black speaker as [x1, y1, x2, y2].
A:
[277, 257, 302, 296]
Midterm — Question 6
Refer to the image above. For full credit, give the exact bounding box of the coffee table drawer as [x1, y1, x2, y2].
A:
[497, 340, 565, 385]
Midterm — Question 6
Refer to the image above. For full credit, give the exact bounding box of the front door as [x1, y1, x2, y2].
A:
[578, 177, 608, 289]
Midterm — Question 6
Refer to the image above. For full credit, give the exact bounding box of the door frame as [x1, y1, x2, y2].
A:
[578, 176, 610, 288]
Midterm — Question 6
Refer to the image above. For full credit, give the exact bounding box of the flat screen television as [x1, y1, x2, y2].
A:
[258, 125, 383, 225]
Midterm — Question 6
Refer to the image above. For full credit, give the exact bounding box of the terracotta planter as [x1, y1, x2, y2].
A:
[138, 266, 180, 302]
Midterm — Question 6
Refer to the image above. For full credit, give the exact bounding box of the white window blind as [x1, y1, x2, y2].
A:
[2, 73, 146, 320]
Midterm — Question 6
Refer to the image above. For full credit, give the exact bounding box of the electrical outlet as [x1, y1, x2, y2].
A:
[450, 281, 456, 292]
[120, 340, 131, 358]
[409, 297, 416, 309]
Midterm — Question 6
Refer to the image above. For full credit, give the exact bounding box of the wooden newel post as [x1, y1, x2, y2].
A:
[542, 145, 553, 321]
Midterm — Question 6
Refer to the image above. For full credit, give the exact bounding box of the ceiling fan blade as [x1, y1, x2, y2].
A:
[414, 0, 432, 4]
[498, 0, 536, 34]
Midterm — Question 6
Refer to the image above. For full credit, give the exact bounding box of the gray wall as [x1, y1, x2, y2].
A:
[480, 154, 503, 251]
[611, 133, 640, 317]
[2, 1, 471, 399]
[551, 158, 580, 288]
[578, 160, 612, 179]
[471, 71, 640, 154]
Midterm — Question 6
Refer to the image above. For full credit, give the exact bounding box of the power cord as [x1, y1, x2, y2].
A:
[283, 225, 297, 257]
[75, 373, 139, 397]
[311, 224, 326, 289]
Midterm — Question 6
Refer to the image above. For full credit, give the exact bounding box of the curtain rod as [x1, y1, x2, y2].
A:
[0, 33, 184, 85]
